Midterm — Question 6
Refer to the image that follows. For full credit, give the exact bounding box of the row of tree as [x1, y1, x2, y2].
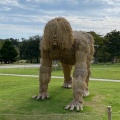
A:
[0, 35, 41, 64]
[0, 30, 120, 64]
[90, 30, 120, 63]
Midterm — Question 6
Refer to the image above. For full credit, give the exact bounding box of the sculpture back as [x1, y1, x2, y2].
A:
[42, 17, 74, 50]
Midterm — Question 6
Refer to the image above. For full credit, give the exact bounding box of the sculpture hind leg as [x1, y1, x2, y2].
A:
[83, 60, 91, 97]
[61, 63, 72, 88]
[32, 51, 52, 100]
[84, 44, 94, 97]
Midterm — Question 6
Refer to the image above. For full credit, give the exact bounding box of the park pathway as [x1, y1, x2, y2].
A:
[0, 64, 120, 82]
[0, 64, 40, 68]
[0, 73, 120, 83]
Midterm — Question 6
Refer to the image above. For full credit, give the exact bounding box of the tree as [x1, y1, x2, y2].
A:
[28, 35, 41, 63]
[0, 40, 18, 63]
[7, 38, 20, 62]
[8, 38, 19, 47]
[20, 35, 41, 63]
[89, 31, 110, 63]
[0, 39, 4, 63]
[105, 30, 120, 63]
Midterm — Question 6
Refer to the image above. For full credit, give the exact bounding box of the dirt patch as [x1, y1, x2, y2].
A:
[84, 93, 106, 113]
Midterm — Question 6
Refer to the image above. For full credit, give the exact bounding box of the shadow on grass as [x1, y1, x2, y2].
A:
[15, 87, 95, 115]
[0, 77, 109, 120]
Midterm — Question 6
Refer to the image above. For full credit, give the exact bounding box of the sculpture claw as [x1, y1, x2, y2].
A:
[65, 100, 83, 111]
[63, 83, 72, 88]
[32, 95, 37, 99]
[83, 90, 89, 97]
[32, 93, 49, 100]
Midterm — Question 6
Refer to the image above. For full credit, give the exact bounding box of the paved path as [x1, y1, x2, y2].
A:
[0, 64, 40, 68]
[0, 73, 120, 83]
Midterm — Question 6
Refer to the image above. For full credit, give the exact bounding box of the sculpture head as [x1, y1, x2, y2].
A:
[42, 17, 74, 50]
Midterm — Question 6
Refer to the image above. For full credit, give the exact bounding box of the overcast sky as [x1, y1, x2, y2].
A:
[0, 0, 120, 40]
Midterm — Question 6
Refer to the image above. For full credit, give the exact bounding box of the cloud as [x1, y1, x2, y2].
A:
[0, 6, 11, 11]
[104, 6, 120, 14]
[0, 23, 42, 39]
[67, 0, 79, 4]
[102, 0, 120, 5]
[26, 0, 56, 3]
[0, 0, 32, 10]
[0, 0, 120, 39]
[83, 0, 120, 4]
[0, 0, 20, 6]
[65, 15, 120, 35]
[0, 13, 53, 24]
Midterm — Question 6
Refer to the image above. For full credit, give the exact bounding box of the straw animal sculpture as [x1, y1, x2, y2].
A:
[33, 17, 94, 111]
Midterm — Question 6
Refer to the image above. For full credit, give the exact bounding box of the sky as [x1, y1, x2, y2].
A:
[0, 0, 120, 40]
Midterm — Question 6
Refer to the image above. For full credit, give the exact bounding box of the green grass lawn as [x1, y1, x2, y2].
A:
[91, 64, 120, 80]
[0, 64, 120, 80]
[0, 64, 120, 120]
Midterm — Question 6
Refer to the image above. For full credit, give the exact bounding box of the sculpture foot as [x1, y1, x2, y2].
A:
[63, 83, 72, 88]
[32, 93, 49, 100]
[83, 90, 89, 97]
[65, 100, 83, 111]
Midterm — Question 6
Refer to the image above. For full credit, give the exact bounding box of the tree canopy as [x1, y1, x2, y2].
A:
[105, 30, 120, 63]
[0, 40, 18, 63]
[90, 30, 120, 63]
[20, 35, 42, 63]
[0, 30, 120, 64]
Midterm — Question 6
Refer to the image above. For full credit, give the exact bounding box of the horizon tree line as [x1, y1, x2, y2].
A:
[0, 30, 120, 64]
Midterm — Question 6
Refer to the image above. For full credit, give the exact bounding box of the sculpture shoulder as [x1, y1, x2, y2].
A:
[73, 31, 94, 45]
[73, 31, 94, 53]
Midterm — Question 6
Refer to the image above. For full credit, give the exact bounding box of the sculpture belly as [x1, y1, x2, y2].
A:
[49, 49, 76, 65]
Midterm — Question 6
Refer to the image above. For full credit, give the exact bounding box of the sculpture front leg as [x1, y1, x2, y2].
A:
[33, 84, 49, 100]
[32, 58, 52, 100]
[65, 41, 89, 111]
[65, 70, 88, 111]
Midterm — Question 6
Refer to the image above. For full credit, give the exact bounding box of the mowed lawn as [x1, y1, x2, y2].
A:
[0, 64, 120, 120]
[0, 63, 120, 80]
